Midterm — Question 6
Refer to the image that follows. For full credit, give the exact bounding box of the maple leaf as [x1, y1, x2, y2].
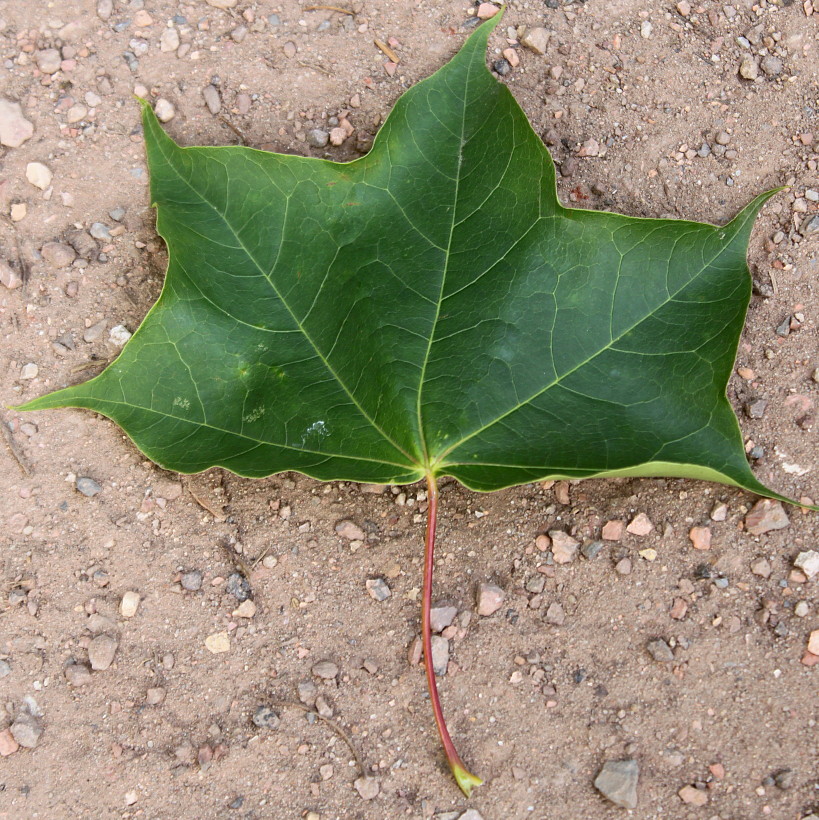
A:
[19, 14, 812, 795]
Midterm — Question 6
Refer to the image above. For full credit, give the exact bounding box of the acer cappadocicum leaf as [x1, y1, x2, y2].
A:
[19, 12, 814, 796]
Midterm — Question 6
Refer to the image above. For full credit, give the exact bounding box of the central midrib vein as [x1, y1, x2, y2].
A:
[414, 57, 473, 472]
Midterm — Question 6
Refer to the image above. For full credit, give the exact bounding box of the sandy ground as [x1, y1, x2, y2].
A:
[1, 0, 818, 818]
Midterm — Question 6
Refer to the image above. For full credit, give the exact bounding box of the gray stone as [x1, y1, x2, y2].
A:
[83, 320, 107, 343]
[594, 759, 639, 809]
[160, 28, 180, 52]
[97, 0, 113, 19]
[226, 572, 251, 601]
[430, 606, 458, 632]
[307, 129, 330, 148]
[252, 705, 280, 729]
[10, 713, 42, 748]
[181, 570, 203, 591]
[89, 222, 111, 241]
[312, 660, 338, 679]
[109, 207, 126, 222]
[800, 214, 819, 237]
[745, 398, 767, 419]
[431, 635, 449, 675]
[202, 85, 222, 115]
[0, 99, 34, 148]
[76, 477, 101, 496]
[365, 578, 391, 601]
[297, 679, 317, 705]
[760, 55, 783, 77]
[0, 660, 10, 678]
[0, 261, 23, 290]
[647, 639, 674, 662]
[545, 601, 565, 626]
[581, 540, 604, 559]
[88, 634, 118, 670]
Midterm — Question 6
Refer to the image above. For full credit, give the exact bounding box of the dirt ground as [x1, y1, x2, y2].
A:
[1, 0, 818, 818]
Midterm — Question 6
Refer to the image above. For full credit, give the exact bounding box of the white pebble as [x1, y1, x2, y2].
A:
[26, 162, 52, 190]
[109, 325, 132, 347]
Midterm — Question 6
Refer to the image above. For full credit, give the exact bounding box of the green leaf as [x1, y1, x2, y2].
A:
[17, 15, 802, 505]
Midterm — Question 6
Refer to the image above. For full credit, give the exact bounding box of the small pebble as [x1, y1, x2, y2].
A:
[594, 759, 639, 809]
[760, 55, 783, 77]
[181, 570, 203, 591]
[312, 660, 338, 680]
[232, 599, 257, 618]
[602, 520, 625, 540]
[689, 526, 711, 551]
[0, 729, 19, 757]
[226, 572, 251, 601]
[20, 363, 39, 380]
[307, 129, 329, 148]
[120, 591, 140, 617]
[750, 558, 772, 578]
[739, 54, 758, 80]
[88, 634, 118, 670]
[477, 3, 499, 19]
[202, 85, 222, 115]
[0, 98, 34, 148]
[476, 582, 504, 616]
[36, 49, 62, 74]
[160, 28, 180, 53]
[26, 162, 52, 190]
[109, 325, 132, 347]
[154, 98, 175, 122]
[354, 776, 380, 800]
[745, 499, 789, 535]
[205, 632, 230, 654]
[549, 530, 579, 563]
[545, 601, 565, 626]
[335, 519, 366, 541]
[647, 639, 674, 662]
[252, 706, 280, 729]
[64, 661, 92, 686]
[76, 476, 101, 497]
[89, 222, 111, 241]
[10, 713, 42, 749]
[521, 27, 550, 54]
[430, 606, 458, 632]
[11, 203, 26, 222]
[640, 20, 653, 38]
[794, 550, 819, 579]
[146, 687, 165, 705]
[431, 635, 449, 675]
[41, 242, 76, 267]
[626, 513, 653, 536]
[329, 127, 346, 147]
[679, 785, 708, 806]
[615, 557, 632, 575]
[0, 660, 10, 678]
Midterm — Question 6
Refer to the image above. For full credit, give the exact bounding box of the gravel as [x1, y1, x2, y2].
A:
[75, 477, 101, 497]
[0, 98, 34, 147]
[10, 713, 43, 748]
[181, 570, 203, 591]
[312, 660, 338, 680]
[226, 572, 251, 601]
[88, 634, 118, 670]
[477, 582, 505, 616]
[252, 706, 280, 729]
[647, 639, 674, 662]
[594, 759, 639, 809]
